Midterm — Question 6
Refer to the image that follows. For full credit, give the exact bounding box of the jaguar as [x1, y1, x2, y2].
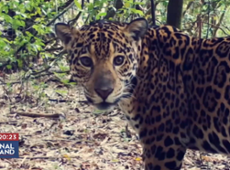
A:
[54, 18, 230, 170]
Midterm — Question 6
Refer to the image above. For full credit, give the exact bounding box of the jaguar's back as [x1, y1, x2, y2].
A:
[55, 18, 230, 170]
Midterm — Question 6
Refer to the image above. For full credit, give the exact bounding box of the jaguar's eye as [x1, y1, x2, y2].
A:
[114, 55, 125, 66]
[80, 57, 93, 67]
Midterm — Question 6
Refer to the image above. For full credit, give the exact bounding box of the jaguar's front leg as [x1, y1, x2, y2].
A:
[142, 138, 186, 170]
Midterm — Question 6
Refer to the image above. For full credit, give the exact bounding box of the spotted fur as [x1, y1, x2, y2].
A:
[55, 18, 230, 170]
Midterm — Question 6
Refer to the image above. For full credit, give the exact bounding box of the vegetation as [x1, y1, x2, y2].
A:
[0, 0, 229, 74]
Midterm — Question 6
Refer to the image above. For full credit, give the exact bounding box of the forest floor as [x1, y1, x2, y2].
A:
[0, 71, 230, 170]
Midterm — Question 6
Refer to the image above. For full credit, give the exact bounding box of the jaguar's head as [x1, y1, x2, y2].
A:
[55, 18, 148, 110]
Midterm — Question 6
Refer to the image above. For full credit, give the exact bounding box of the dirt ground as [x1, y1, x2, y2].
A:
[0, 73, 230, 170]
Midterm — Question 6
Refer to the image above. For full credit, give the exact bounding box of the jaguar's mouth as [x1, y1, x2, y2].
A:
[86, 96, 120, 110]
[95, 102, 116, 110]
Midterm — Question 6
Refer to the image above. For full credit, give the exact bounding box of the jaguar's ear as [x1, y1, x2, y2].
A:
[125, 18, 148, 41]
[55, 23, 78, 45]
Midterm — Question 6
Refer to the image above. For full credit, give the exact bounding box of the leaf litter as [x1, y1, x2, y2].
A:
[0, 73, 230, 170]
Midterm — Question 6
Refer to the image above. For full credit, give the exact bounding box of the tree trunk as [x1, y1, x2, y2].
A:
[166, 0, 183, 29]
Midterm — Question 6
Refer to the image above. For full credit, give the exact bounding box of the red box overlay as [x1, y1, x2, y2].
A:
[0, 133, 19, 141]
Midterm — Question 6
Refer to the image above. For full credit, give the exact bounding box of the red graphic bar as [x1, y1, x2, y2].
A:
[0, 133, 19, 141]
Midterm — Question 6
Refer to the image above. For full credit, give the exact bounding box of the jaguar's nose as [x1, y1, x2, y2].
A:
[95, 87, 114, 100]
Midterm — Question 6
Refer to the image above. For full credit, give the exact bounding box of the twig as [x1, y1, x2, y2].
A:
[43, 47, 63, 52]
[0, 121, 17, 125]
[17, 156, 81, 159]
[48, 98, 72, 103]
[11, 110, 65, 119]
[43, 139, 81, 141]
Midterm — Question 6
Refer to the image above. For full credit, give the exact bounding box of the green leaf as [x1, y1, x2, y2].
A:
[6, 65, 12, 69]
[3, 38, 12, 44]
[130, 8, 144, 16]
[59, 65, 69, 72]
[87, 3, 94, 10]
[61, 79, 70, 85]
[17, 59, 23, 68]
[12, 19, 25, 29]
[2, 13, 13, 23]
[74, 0, 82, 9]
[96, 12, 107, 20]
[93, 109, 105, 115]
[55, 89, 68, 95]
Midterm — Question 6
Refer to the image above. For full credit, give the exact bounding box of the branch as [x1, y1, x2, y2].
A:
[202, 22, 229, 37]
[104, 0, 123, 19]
[46, 1, 75, 26]
[206, 1, 211, 38]
[68, 12, 82, 26]
[182, 0, 194, 17]
[0, 69, 70, 85]
[212, 5, 227, 37]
